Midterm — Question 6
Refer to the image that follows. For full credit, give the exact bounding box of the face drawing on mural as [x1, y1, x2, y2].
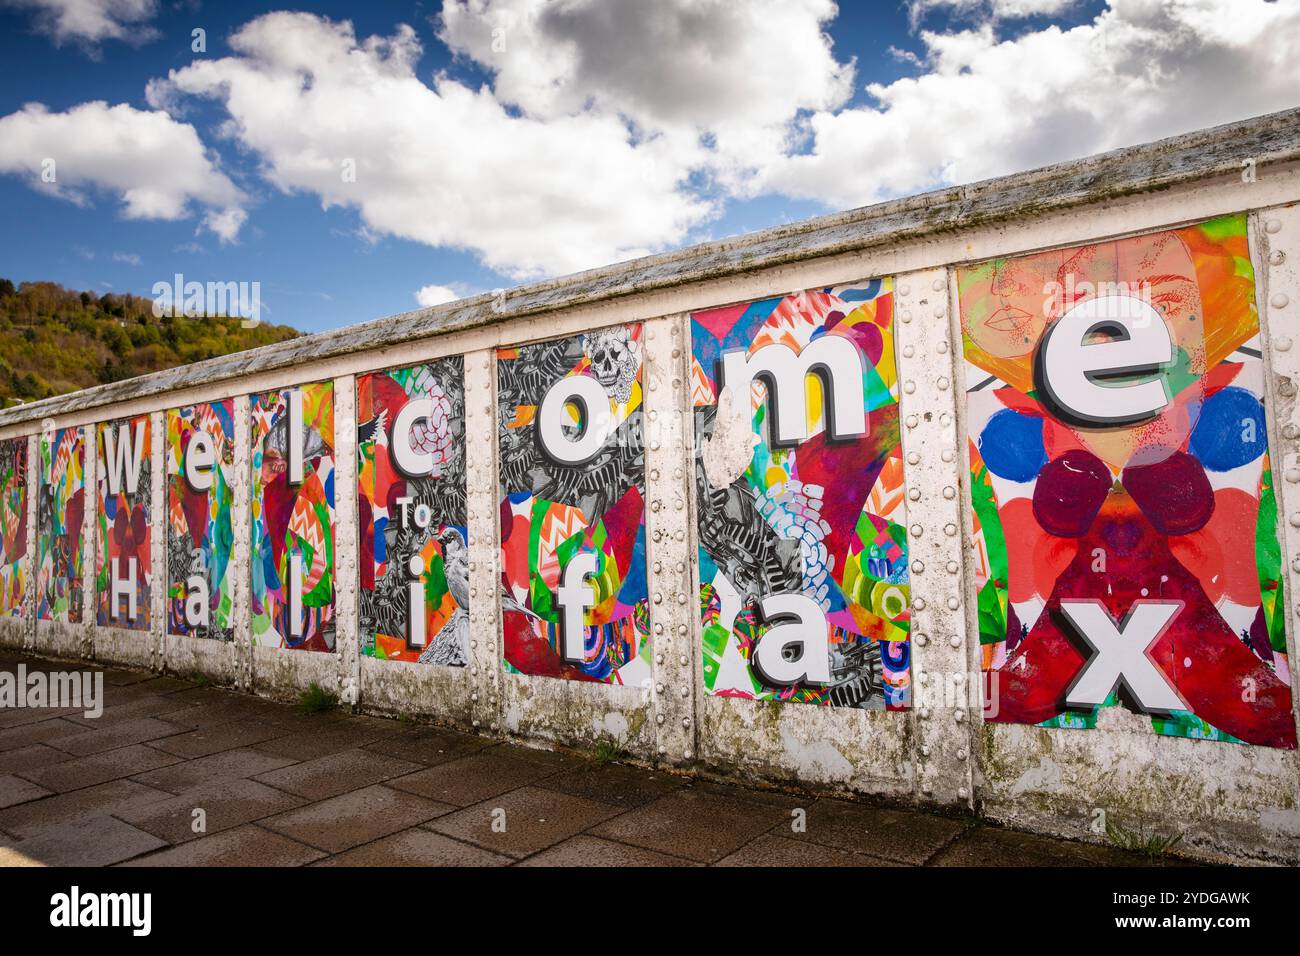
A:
[962, 215, 1294, 748]
[691, 282, 911, 710]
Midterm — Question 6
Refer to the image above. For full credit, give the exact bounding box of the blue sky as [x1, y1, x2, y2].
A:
[0, 0, 1292, 333]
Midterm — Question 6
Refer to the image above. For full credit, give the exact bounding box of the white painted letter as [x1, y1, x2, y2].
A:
[720, 336, 866, 446]
[184, 574, 209, 628]
[753, 593, 831, 686]
[1060, 599, 1185, 713]
[184, 431, 216, 491]
[102, 420, 146, 495]
[557, 552, 599, 663]
[287, 390, 304, 484]
[109, 557, 139, 623]
[537, 376, 612, 466]
[392, 398, 435, 477]
[1038, 296, 1173, 426]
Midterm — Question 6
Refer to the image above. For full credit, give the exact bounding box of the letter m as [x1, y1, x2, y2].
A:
[719, 335, 867, 446]
[102, 419, 146, 496]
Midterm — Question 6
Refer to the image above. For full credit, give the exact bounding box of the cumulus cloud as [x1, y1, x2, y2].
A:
[766, 0, 1300, 208]
[147, 12, 712, 278]
[0, 100, 247, 239]
[439, 0, 853, 191]
[2, 0, 159, 47]
[414, 284, 460, 307]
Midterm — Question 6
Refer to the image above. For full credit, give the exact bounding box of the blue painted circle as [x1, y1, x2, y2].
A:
[1189, 386, 1266, 472]
[978, 408, 1047, 482]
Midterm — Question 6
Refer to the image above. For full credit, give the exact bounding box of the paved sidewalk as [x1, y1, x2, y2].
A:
[0, 652, 1165, 867]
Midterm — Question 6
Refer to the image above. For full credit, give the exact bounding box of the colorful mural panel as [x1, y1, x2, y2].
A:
[0, 437, 27, 616]
[167, 402, 236, 640]
[251, 382, 336, 651]
[691, 280, 911, 709]
[37, 427, 85, 623]
[358, 359, 468, 664]
[96, 415, 152, 630]
[497, 325, 651, 685]
[962, 214, 1295, 748]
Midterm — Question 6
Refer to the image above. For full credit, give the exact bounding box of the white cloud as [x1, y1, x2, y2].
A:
[414, 284, 460, 307]
[111, 251, 140, 264]
[0, 101, 247, 239]
[1, 0, 159, 47]
[766, 0, 1300, 209]
[439, 0, 853, 192]
[148, 12, 713, 278]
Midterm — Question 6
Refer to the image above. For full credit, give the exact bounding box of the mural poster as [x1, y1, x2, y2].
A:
[962, 214, 1295, 748]
[497, 325, 650, 685]
[691, 280, 911, 709]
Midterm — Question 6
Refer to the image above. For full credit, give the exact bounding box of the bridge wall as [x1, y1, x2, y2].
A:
[2, 112, 1299, 863]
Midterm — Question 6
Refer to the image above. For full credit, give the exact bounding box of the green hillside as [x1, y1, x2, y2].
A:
[0, 278, 302, 406]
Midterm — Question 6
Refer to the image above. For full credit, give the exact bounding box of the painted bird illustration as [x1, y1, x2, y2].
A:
[418, 527, 470, 666]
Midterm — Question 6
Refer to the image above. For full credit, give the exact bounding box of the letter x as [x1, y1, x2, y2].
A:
[1060, 599, 1186, 714]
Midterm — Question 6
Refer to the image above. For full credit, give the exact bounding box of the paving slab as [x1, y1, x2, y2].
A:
[261, 784, 456, 853]
[116, 778, 307, 844]
[55, 717, 188, 756]
[518, 834, 697, 867]
[535, 763, 687, 808]
[783, 798, 971, 865]
[253, 749, 422, 801]
[315, 827, 513, 867]
[0, 744, 72, 775]
[151, 719, 288, 759]
[0, 779, 174, 838]
[588, 787, 790, 863]
[426, 786, 623, 859]
[121, 824, 326, 866]
[129, 747, 298, 794]
[716, 833, 904, 867]
[0, 773, 53, 809]
[16, 743, 181, 793]
[362, 727, 492, 765]
[386, 748, 569, 806]
[0, 814, 165, 866]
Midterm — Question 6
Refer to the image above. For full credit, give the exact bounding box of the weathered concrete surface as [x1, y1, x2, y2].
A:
[3, 107, 1299, 431]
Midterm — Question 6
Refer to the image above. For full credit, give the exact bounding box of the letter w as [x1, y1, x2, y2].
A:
[102, 420, 146, 496]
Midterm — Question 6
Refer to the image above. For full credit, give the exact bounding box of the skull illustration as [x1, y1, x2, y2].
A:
[583, 327, 640, 404]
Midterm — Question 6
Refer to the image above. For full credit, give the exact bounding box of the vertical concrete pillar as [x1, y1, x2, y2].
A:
[148, 410, 165, 672]
[893, 268, 976, 807]
[464, 349, 503, 733]
[334, 375, 361, 705]
[1255, 207, 1300, 743]
[643, 314, 698, 766]
[231, 394, 253, 692]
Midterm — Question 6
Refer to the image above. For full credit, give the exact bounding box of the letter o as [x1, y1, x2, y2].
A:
[537, 375, 613, 466]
